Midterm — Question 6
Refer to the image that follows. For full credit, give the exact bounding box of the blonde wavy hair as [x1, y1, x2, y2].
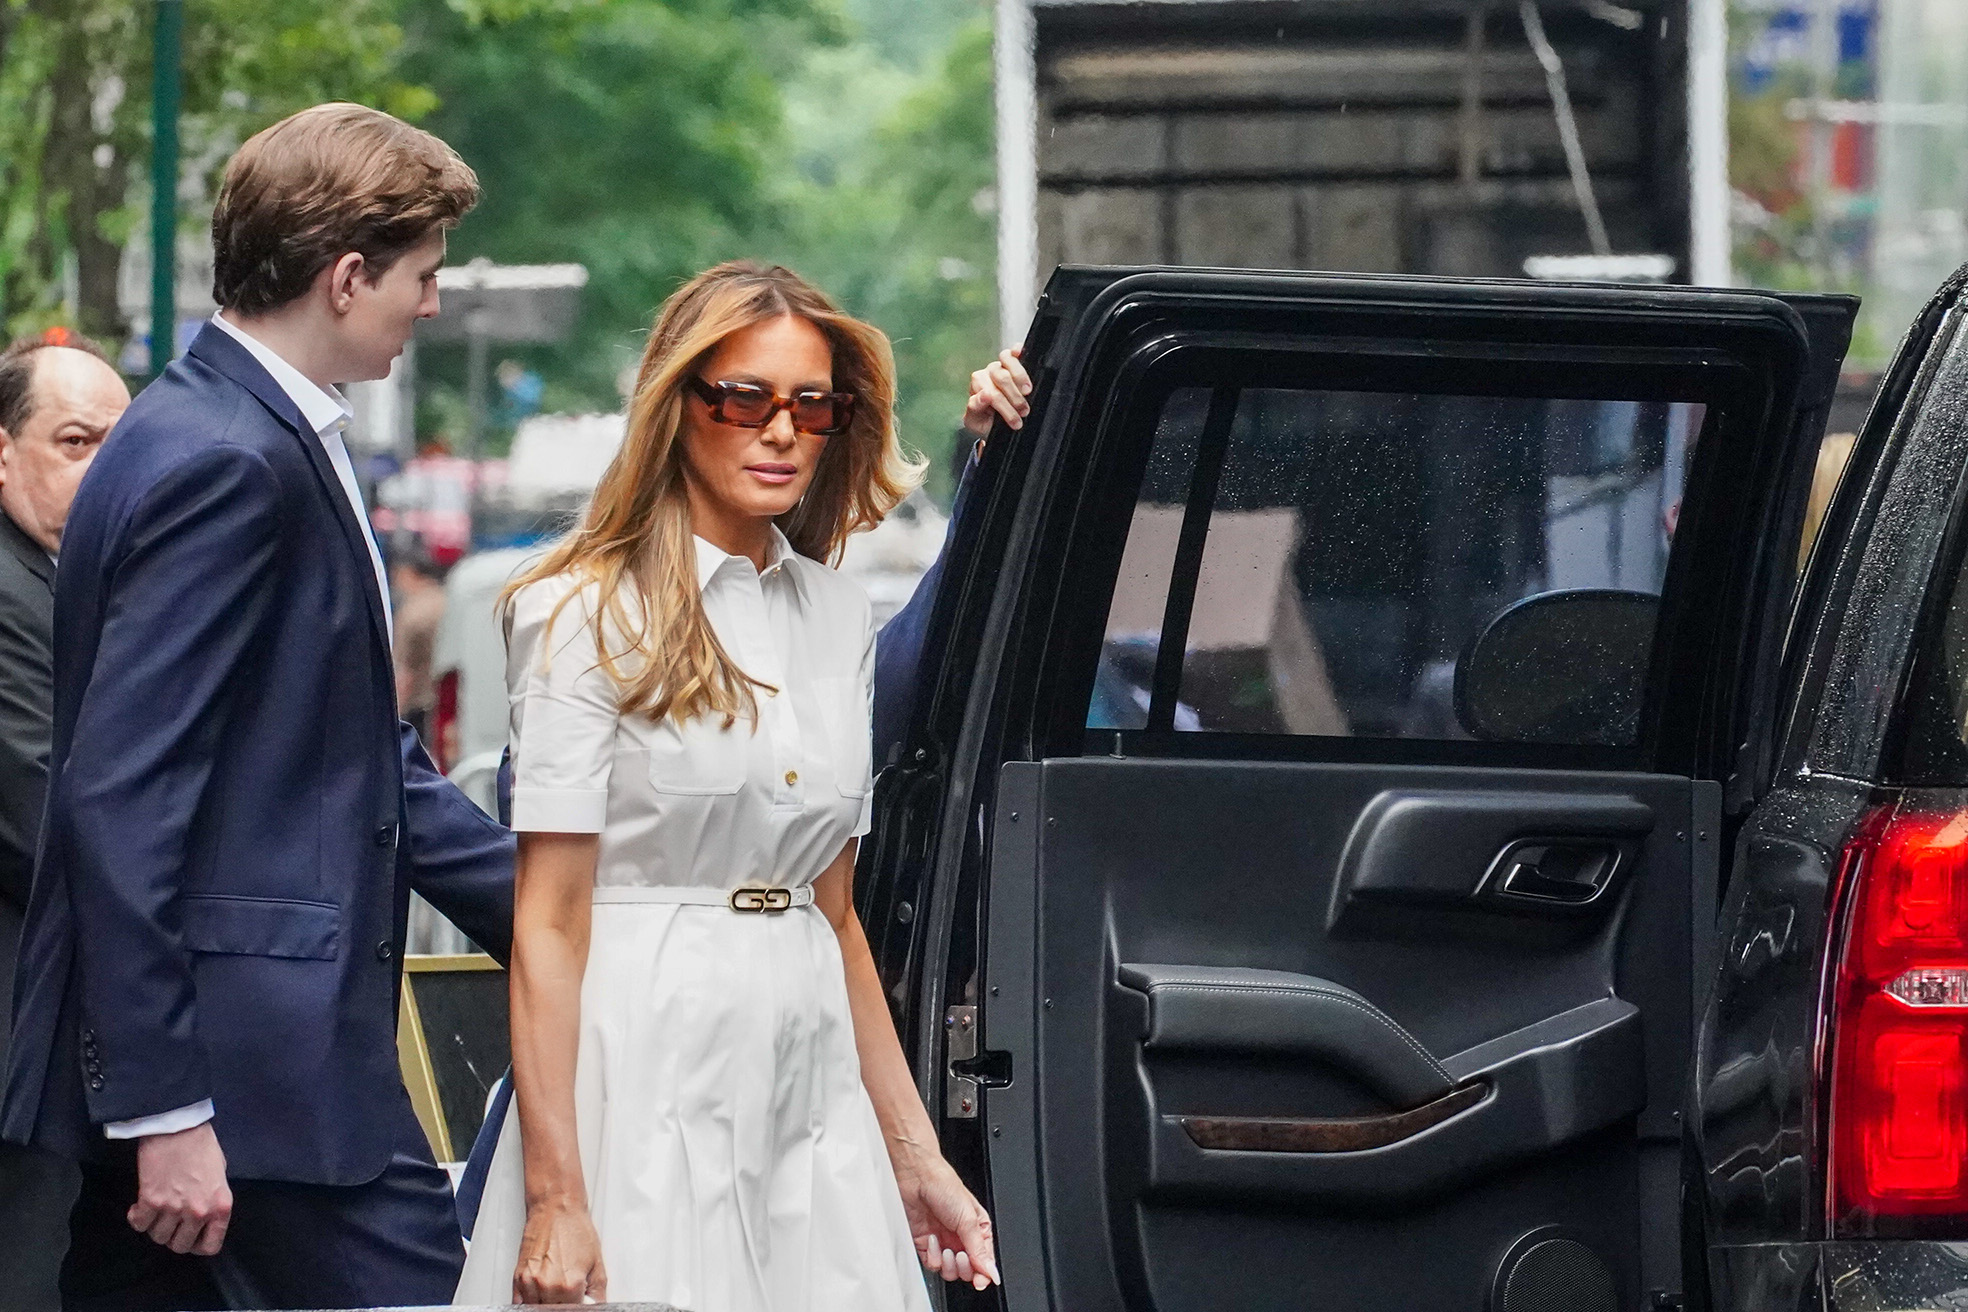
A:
[503, 261, 925, 726]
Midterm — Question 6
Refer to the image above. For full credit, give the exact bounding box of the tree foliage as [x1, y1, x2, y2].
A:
[0, 0, 420, 343]
[754, 5, 997, 497]
[0, 0, 1001, 501]
[401, 0, 839, 426]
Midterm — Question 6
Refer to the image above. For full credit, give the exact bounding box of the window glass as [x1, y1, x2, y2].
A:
[1088, 385, 1705, 745]
[1090, 389, 1205, 731]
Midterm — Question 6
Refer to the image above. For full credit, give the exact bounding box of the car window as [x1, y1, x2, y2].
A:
[1087, 384, 1705, 746]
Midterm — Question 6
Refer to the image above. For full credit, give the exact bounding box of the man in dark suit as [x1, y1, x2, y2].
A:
[1, 103, 515, 1310]
[0, 332, 128, 1312]
[871, 346, 1031, 764]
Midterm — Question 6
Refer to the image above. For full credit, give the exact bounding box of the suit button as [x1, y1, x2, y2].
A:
[375, 825, 395, 848]
[376, 940, 394, 962]
[88, 1077, 103, 1091]
[81, 1029, 95, 1043]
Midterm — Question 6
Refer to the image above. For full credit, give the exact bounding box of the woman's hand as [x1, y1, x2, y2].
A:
[962, 346, 1033, 440]
[892, 1138, 1000, 1292]
[822, 841, 999, 1292]
[513, 1196, 607, 1305]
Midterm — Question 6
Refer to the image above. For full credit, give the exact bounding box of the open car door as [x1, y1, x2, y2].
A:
[859, 269, 1854, 1312]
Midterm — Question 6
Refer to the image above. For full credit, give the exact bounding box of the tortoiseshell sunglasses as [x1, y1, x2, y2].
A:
[687, 377, 856, 436]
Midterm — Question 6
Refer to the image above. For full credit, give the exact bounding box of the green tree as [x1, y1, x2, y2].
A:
[0, 0, 421, 348]
[759, 6, 996, 499]
[397, 0, 997, 489]
[0, 0, 999, 501]
[398, 0, 838, 439]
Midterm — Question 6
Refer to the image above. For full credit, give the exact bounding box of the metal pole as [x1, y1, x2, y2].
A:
[1520, 1, 1611, 257]
[149, 0, 183, 379]
[1806, 0, 1838, 284]
[464, 308, 489, 462]
[994, 0, 1038, 349]
[1687, 0, 1732, 285]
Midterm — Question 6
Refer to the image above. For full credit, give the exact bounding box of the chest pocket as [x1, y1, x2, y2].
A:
[646, 711, 750, 795]
[812, 676, 872, 799]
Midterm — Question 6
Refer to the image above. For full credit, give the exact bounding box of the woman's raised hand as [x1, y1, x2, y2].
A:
[513, 1197, 608, 1305]
[894, 1144, 1001, 1292]
[962, 346, 1034, 439]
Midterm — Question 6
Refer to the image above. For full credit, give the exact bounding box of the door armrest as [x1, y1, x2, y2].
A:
[1119, 962, 1455, 1109]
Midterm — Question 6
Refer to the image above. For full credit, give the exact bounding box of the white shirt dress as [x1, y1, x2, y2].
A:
[454, 528, 931, 1311]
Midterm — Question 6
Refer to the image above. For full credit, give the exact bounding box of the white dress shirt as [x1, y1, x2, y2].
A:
[105, 314, 396, 1141]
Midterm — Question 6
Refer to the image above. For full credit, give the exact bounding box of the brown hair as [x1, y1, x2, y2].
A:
[504, 261, 925, 727]
[212, 103, 479, 315]
[0, 329, 112, 436]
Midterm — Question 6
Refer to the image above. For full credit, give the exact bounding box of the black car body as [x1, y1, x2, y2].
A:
[858, 262, 1968, 1310]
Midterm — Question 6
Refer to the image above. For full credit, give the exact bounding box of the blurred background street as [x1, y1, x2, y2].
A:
[0, 0, 1962, 809]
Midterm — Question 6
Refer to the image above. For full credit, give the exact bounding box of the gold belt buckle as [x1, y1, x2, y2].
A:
[729, 885, 794, 913]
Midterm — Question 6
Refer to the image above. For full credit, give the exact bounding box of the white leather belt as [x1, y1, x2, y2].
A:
[590, 884, 815, 913]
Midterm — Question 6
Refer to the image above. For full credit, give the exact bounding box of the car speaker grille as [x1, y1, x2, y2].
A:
[1493, 1233, 1618, 1312]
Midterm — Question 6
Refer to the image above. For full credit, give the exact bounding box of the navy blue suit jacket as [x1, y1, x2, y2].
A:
[1, 324, 515, 1186]
[871, 452, 980, 767]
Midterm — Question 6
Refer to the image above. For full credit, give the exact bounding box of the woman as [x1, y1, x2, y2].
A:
[454, 262, 1030, 1309]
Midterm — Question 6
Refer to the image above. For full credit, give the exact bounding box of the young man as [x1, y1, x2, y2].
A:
[0, 104, 515, 1310]
[0, 331, 128, 1312]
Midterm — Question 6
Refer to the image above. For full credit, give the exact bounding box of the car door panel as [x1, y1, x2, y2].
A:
[985, 759, 1712, 1310]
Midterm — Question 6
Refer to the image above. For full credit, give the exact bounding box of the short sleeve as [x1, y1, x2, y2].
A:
[852, 595, 877, 839]
[506, 575, 619, 833]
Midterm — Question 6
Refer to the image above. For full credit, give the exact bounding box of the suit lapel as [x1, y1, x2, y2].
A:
[184, 325, 392, 654]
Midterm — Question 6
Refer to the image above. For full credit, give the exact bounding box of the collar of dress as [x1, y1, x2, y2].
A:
[692, 525, 805, 599]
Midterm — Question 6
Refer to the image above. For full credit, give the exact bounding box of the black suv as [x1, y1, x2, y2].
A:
[858, 264, 1968, 1311]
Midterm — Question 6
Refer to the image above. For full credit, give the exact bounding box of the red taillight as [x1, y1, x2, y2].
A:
[1829, 806, 1968, 1232]
[433, 669, 459, 774]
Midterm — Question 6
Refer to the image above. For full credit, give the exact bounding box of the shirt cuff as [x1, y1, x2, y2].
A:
[510, 786, 608, 833]
[105, 1099, 215, 1140]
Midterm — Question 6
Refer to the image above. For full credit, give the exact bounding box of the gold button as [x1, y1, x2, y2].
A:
[785, 770, 799, 786]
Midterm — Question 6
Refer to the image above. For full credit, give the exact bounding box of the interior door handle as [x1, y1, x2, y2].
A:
[1489, 839, 1620, 905]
